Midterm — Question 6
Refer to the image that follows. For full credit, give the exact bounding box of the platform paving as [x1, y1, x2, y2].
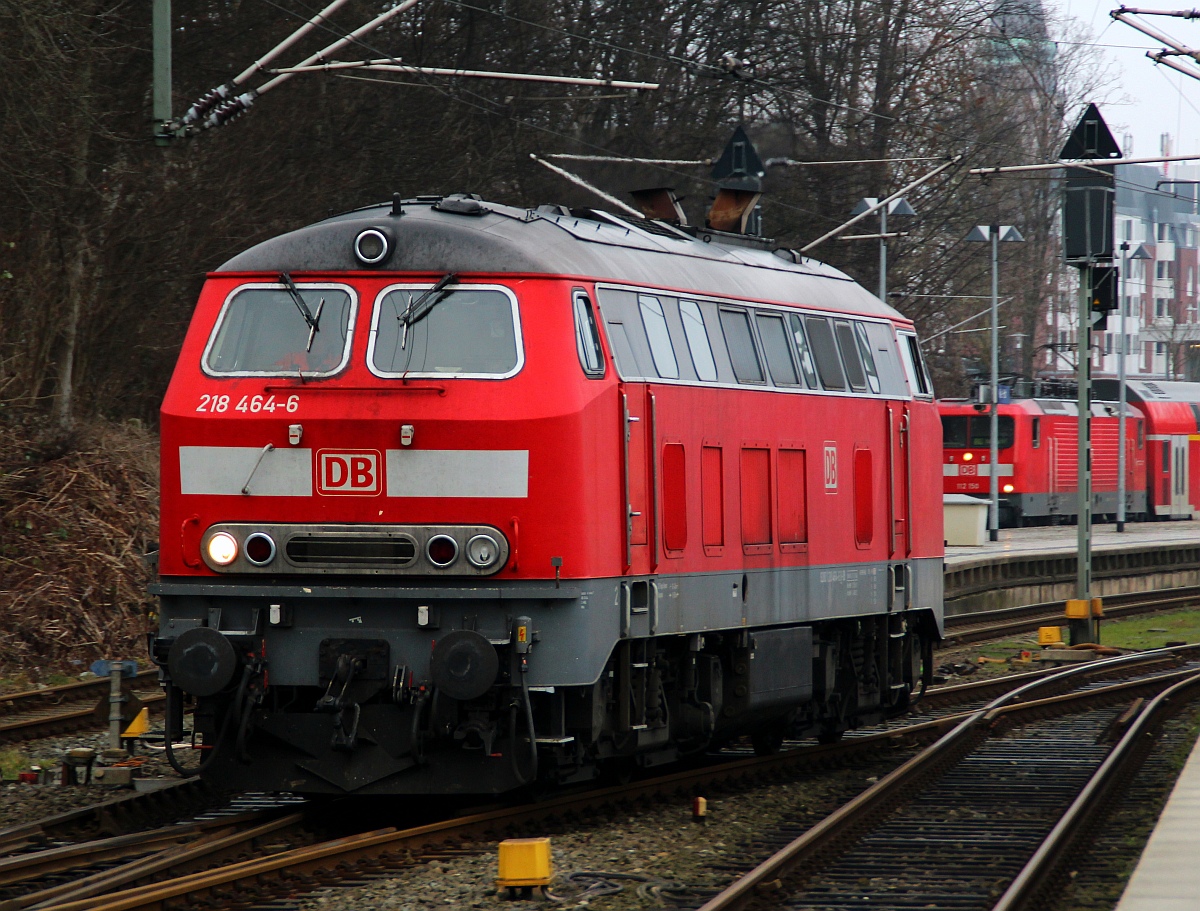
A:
[945, 520, 1200, 569]
[1115, 730, 1200, 910]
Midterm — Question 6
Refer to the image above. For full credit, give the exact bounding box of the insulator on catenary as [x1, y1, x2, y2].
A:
[202, 91, 259, 130]
[180, 83, 236, 126]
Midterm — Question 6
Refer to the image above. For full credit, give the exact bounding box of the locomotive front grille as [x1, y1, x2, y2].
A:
[198, 523, 510, 575]
[286, 535, 417, 567]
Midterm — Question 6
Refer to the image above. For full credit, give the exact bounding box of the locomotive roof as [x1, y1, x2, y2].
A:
[216, 196, 906, 321]
[1121, 380, 1200, 405]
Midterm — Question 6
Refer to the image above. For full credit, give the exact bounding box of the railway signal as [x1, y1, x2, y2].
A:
[1061, 103, 1121, 645]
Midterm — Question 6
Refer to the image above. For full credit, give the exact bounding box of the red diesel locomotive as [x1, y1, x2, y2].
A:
[940, 397, 1147, 526]
[151, 193, 945, 795]
[941, 379, 1200, 526]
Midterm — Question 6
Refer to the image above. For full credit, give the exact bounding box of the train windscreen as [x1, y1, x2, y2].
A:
[204, 285, 355, 376]
[370, 286, 521, 377]
[942, 415, 1015, 449]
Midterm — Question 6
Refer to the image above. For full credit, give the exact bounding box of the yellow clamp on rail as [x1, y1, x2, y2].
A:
[1091, 597, 1104, 617]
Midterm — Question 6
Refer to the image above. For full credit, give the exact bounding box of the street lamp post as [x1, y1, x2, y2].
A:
[1117, 242, 1153, 531]
[966, 224, 1025, 541]
[853, 197, 916, 301]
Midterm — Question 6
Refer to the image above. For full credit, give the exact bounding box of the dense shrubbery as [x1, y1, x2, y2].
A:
[0, 412, 157, 676]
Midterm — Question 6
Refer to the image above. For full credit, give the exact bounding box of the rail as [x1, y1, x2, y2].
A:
[692, 644, 1200, 911]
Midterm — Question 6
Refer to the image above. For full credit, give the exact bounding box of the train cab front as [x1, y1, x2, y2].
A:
[151, 268, 612, 795]
[940, 407, 1019, 523]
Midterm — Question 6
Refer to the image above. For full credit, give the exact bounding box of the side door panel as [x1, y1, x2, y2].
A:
[621, 385, 650, 572]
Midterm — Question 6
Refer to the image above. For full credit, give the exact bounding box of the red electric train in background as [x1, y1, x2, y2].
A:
[150, 189, 945, 796]
[940, 379, 1200, 526]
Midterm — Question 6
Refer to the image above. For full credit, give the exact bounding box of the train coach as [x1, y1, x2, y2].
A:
[150, 191, 944, 796]
[1105, 379, 1200, 519]
[940, 397, 1147, 526]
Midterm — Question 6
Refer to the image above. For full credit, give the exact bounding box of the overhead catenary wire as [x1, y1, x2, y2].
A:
[765, 156, 948, 167]
[253, 0, 423, 95]
[919, 298, 1015, 346]
[529, 155, 644, 218]
[174, 0, 423, 131]
[264, 59, 658, 89]
[1113, 7, 1200, 81]
[800, 156, 962, 253]
[431, 0, 1080, 164]
[234, 0, 355, 85]
[258, 0, 1034, 232]
[970, 151, 1200, 176]
[252, 0, 1038, 240]
[547, 154, 712, 165]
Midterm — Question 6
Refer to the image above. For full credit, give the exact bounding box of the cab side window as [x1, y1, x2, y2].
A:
[638, 295, 680, 379]
[787, 314, 819, 388]
[834, 320, 867, 391]
[804, 316, 846, 390]
[572, 290, 605, 378]
[756, 313, 800, 386]
[679, 299, 718, 381]
[853, 322, 881, 393]
[719, 307, 765, 383]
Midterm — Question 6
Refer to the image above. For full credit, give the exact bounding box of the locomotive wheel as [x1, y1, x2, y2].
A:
[816, 725, 844, 744]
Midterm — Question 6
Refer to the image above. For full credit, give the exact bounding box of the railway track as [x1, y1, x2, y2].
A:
[6, 647, 1194, 911]
[692, 646, 1200, 911]
[942, 584, 1200, 645]
[0, 672, 162, 745]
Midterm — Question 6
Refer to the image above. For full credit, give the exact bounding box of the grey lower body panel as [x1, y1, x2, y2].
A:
[154, 557, 943, 689]
[1006, 491, 1148, 522]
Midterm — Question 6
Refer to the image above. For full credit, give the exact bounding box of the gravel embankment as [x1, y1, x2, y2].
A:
[0, 730, 196, 830]
[294, 756, 911, 911]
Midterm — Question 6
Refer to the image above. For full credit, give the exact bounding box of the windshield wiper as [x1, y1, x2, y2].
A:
[398, 272, 457, 348]
[280, 272, 324, 352]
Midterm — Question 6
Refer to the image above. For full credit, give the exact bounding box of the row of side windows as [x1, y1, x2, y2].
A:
[594, 286, 925, 397]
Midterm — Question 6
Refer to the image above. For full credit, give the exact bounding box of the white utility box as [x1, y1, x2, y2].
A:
[943, 494, 989, 546]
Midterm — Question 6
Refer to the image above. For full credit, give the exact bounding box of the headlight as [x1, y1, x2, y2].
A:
[207, 532, 239, 566]
[963, 452, 974, 461]
[426, 534, 459, 567]
[1003, 483, 1015, 494]
[354, 227, 391, 266]
[465, 533, 501, 569]
[244, 532, 276, 566]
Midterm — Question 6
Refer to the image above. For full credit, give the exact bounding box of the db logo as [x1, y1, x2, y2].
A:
[960, 463, 977, 476]
[317, 450, 381, 496]
[823, 442, 838, 491]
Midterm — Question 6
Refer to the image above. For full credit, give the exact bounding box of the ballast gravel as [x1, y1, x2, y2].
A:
[293, 758, 906, 911]
[0, 730, 191, 831]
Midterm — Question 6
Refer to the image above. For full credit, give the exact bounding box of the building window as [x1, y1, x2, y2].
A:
[1157, 342, 1166, 355]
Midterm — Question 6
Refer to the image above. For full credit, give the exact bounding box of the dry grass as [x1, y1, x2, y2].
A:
[0, 412, 158, 679]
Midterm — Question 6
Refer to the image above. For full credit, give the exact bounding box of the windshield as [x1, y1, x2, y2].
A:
[369, 285, 522, 377]
[942, 414, 1015, 449]
[204, 284, 355, 376]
